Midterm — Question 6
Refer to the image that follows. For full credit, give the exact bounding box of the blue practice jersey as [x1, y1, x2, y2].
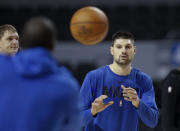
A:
[0, 48, 82, 131]
[80, 65, 158, 131]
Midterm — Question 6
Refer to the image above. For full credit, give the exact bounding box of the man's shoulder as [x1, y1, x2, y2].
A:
[163, 69, 180, 85]
[0, 55, 13, 73]
[87, 65, 107, 77]
[0, 55, 11, 63]
[168, 69, 180, 77]
[54, 66, 80, 90]
[133, 68, 152, 81]
[45, 74, 79, 103]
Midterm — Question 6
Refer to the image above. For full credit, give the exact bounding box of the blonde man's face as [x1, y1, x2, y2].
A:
[0, 31, 19, 55]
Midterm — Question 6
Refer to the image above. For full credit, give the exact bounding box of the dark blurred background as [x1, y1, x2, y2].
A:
[1, 0, 180, 130]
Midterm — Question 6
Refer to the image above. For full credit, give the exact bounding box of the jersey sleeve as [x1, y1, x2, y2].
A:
[80, 72, 95, 126]
[136, 75, 159, 128]
[161, 71, 179, 131]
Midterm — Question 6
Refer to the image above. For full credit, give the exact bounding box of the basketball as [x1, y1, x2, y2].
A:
[70, 6, 109, 45]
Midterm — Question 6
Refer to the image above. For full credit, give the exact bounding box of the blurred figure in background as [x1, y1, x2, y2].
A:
[161, 29, 180, 131]
[161, 59, 180, 131]
[0, 17, 82, 131]
[0, 24, 19, 55]
[80, 31, 159, 131]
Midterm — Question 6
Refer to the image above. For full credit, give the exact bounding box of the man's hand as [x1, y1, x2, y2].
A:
[91, 95, 114, 116]
[121, 85, 140, 108]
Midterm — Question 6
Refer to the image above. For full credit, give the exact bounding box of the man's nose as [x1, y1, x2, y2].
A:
[12, 39, 19, 45]
[121, 47, 127, 53]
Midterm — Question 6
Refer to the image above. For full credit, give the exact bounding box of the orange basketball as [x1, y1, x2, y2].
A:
[70, 6, 109, 45]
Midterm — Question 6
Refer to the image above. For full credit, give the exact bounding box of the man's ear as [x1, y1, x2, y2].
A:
[110, 46, 114, 56]
[0, 42, 2, 49]
[134, 45, 136, 54]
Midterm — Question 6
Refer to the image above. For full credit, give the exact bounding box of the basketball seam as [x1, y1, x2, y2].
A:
[73, 29, 108, 43]
[71, 22, 107, 25]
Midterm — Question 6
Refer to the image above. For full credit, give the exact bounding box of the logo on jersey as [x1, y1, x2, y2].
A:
[102, 86, 139, 98]
[168, 86, 172, 93]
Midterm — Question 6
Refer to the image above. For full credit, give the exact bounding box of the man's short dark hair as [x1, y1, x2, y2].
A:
[112, 31, 134, 46]
[0, 24, 17, 40]
[21, 16, 57, 50]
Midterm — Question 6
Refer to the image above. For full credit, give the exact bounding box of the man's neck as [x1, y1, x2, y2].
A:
[109, 62, 132, 76]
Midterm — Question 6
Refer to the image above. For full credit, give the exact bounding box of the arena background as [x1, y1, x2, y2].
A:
[1, 0, 180, 130]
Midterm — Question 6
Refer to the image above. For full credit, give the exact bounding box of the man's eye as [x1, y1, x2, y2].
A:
[126, 46, 131, 49]
[8, 38, 13, 41]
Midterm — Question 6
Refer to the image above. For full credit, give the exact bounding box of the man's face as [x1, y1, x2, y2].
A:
[110, 38, 136, 65]
[0, 31, 19, 55]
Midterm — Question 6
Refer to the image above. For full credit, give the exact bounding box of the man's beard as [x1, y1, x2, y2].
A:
[115, 56, 132, 66]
